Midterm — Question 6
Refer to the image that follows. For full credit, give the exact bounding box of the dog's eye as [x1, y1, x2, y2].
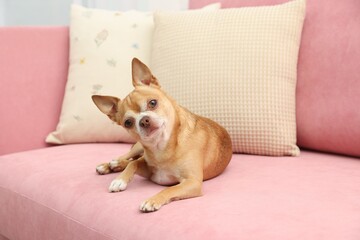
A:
[148, 99, 157, 109]
[124, 118, 134, 128]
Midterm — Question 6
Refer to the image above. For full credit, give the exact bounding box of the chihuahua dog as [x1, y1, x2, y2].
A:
[92, 58, 232, 212]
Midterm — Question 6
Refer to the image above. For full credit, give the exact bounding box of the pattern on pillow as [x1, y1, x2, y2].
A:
[46, 5, 154, 144]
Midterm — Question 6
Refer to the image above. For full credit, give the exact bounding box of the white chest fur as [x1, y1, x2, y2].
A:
[150, 167, 179, 186]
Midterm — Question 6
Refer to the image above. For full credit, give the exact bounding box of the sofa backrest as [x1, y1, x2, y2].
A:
[1, 1, 359, 157]
[0, 27, 69, 155]
[190, 0, 360, 157]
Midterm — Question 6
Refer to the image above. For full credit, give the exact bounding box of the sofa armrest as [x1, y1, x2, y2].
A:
[0, 27, 69, 155]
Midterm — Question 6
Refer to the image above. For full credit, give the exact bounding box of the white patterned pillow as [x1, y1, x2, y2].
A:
[46, 4, 220, 144]
[151, 0, 306, 156]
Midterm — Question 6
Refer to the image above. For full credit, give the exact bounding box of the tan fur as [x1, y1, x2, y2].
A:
[92, 58, 232, 212]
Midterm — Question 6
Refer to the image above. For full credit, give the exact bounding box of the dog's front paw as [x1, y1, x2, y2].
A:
[96, 163, 111, 175]
[140, 197, 167, 212]
[108, 179, 127, 192]
[109, 159, 127, 172]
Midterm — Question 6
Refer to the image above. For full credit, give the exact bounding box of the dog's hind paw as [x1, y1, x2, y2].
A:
[108, 179, 127, 192]
[96, 163, 111, 175]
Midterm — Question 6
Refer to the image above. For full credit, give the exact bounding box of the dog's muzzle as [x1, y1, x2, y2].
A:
[140, 116, 151, 129]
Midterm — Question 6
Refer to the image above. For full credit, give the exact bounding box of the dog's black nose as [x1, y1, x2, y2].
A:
[140, 116, 150, 128]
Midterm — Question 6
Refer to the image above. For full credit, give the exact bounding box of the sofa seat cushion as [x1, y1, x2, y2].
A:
[0, 144, 359, 240]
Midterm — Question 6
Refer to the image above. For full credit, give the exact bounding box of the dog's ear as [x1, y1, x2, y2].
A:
[92, 95, 120, 121]
[132, 58, 160, 88]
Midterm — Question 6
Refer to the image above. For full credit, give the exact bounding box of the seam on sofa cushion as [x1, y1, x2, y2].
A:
[0, 186, 118, 240]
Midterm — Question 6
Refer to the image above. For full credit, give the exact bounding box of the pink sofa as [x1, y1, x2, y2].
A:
[1, 0, 359, 239]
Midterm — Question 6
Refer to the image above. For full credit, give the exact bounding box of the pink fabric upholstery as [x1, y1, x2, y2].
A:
[296, 0, 360, 157]
[189, 0, 360, 157]
[0, 235, 8, 240]
[1, 1, 360, 158]
[0, 8, 359, 239]
[0, 27, 69, 155]
[1, 144, 359, 239]
[1, 4, 360, 240]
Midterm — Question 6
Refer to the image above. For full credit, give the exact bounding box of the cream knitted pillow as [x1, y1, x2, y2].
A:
[151, 0, 306, 156]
